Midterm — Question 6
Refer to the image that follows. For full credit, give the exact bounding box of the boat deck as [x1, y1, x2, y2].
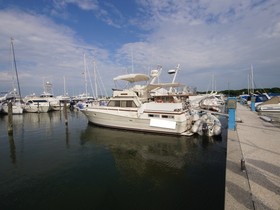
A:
[225, 103, 280, 209]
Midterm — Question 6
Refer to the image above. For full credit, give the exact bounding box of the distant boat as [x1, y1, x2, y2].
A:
[2, 98, 23, 114]
[23, 81, 62, 111]
[23, 94, 50, 113]
[256, 96, 280, 112]
[1, 38, 24, 115]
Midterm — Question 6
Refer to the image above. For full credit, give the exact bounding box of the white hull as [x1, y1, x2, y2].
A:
[2, 104, 23, 114]
[24, 104, 50, 113]
[81, 108, 189, 135]
[257, 105, 280, 112]
[23, 99, 50, 113]
[80, 71, 222, 137]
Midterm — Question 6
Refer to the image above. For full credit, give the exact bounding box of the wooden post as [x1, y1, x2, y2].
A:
[64, 102, 68, 126]
[7, 102, 13, 135]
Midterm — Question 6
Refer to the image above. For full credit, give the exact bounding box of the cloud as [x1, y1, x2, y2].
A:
[52, 0, 124, 28]
[0, 9, 113, 95]
[120, 0, 280, 90]
[52, 0, 98, 11]
[1, 0, 280, 96]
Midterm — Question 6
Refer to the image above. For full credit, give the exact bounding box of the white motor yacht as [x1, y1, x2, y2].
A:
[81, 71, 222, 137]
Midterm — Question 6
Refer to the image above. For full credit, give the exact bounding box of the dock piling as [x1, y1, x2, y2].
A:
[227, 97, 237, 130]
[63, 102, 68, 126]
[250, 96, 256, 112]
[7, 102, 13, 135]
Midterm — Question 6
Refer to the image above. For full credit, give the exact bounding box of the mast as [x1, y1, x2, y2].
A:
[83, 53, 88, 97]
[10, 38, 22, 101]
[63, 76, 66, 96]
[93, 60, 98, 99]
[251, 64, 254, 93]
[247, 73, 250, 95]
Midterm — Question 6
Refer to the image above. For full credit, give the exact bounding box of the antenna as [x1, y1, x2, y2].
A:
[10, 37, 22, 101]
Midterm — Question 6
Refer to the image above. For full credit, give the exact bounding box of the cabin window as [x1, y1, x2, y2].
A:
[121, 100, 137, 107]
[126, 101, 137, 107]
[148, 114, 160, 118]
[108, 100, 120, 107]
[162, 115, 174, 119]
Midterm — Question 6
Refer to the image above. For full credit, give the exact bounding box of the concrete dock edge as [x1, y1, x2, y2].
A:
[225, 103, 280, 209]
[225, 130, 254, 209]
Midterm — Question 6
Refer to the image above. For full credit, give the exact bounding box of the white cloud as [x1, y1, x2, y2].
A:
[121, 0, 280, 90]
[53, 0, 98, 11]
[0, 9, 113, 96]
[1, 0, 280, 96]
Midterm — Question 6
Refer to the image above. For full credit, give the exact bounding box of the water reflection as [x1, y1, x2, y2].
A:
[8, 135, 16, 165]
[80, 124, 225, 171]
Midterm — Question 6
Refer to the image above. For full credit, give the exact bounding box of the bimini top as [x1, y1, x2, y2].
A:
[113, 73, 150, 83]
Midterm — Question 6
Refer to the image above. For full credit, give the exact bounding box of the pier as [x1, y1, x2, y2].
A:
[225, 103, 280, 209]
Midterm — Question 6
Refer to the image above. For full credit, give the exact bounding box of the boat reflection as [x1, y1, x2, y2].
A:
[80, 124, 224, 172]
[8, 135, 16, 165]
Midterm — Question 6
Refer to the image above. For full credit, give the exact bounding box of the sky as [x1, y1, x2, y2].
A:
[0, 0, 280, 97]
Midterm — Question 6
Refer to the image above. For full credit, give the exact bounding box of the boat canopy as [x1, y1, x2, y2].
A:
[113, 74, 150, 83]
[145, 83, 184, 91]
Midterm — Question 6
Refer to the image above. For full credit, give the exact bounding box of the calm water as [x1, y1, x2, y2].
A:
[0, 111, 227, 210]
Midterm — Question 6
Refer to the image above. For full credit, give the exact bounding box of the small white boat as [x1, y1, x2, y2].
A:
[23, 99, 50, 113]
[1, 90, 24, 115]
[2, 100, 24, 114]
[256, 96, 280, 112]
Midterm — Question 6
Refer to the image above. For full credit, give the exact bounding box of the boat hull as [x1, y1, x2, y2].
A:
[24, 105, 50, 113]
[256, 105, 280, 112]
[81, 108, 189, 135]
[2, 104, 23, 114]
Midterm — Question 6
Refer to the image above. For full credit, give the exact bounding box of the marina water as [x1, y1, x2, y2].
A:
[0, 111, 227, 209]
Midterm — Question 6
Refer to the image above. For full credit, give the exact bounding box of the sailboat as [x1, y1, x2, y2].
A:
[2, 38, 24, 114]
[240, 65, 270, 107]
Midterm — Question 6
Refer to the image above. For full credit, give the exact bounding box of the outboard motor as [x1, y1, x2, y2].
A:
[202, 122, 208, 134]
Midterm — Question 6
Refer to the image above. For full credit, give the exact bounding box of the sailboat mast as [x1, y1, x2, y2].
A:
[83, 53, 88, 97]
[10, 38, 22, 101]
[251, 64, 254, 93]
[93, 60, 98, 99]
[63, 76, 66, 96]
[247, 74, 250, 95]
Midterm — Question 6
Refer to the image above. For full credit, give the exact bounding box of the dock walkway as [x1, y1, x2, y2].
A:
[225, 103, 280, 209]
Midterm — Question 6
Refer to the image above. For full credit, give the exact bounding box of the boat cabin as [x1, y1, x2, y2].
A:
[107, 90, 142, 108]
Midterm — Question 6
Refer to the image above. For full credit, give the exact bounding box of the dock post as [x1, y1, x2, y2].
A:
[7, 102, 13, 135]
[227, 97, 237, 130]
[63, 102, 68, 126]
[250, 96, 256, 112]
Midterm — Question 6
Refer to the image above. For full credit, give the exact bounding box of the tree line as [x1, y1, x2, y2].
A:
[197, 87, 280, 97]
